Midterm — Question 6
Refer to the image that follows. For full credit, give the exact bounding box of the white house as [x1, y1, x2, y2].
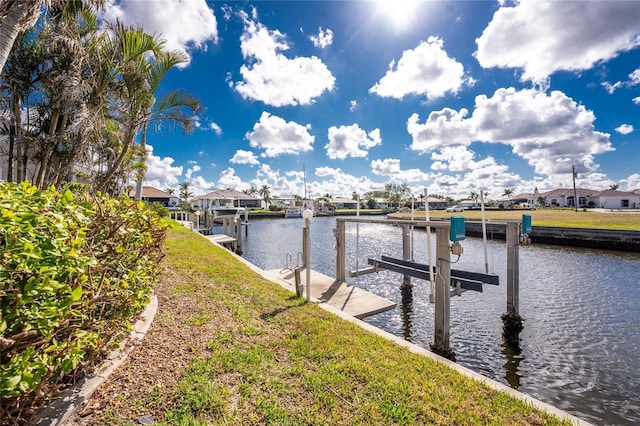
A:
[588, 189, 640, 209]
[332, 197, 359, 209]
[192, 189, 262, 210]
[128, 186, 180, 209]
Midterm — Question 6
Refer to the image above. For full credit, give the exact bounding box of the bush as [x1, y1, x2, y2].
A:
[0, 181, 166, 422]
[148, 201, 170, 218]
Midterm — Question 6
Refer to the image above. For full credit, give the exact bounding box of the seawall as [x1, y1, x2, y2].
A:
[461, 221, 640, 252]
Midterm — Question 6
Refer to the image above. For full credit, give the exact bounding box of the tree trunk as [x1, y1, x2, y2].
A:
[134, 123, 148, 200]
[95, 126, 137, 193]
[0, 1, 41, 73]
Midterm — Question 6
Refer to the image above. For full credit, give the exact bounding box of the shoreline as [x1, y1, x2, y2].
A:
[246, 211, 640, 252]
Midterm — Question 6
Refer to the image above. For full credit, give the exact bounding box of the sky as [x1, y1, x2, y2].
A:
[102, 0, 640, 199]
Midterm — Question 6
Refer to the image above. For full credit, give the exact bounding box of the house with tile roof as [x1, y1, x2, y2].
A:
[128, 186, 180, 209]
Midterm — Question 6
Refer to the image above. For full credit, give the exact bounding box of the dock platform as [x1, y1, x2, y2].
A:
[205, 234, 236, 244]
[263, 268, 396, 319]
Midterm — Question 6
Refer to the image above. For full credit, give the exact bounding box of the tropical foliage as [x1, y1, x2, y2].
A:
[0, 3, 199, 195]
[0, 181, 166, 422]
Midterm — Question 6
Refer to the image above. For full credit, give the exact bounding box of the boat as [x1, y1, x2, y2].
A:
[284, 206, 303, 218]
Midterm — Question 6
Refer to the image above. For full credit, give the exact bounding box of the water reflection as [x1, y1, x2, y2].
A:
[240, 216, 640, 425]
[501, 341, 523, 389]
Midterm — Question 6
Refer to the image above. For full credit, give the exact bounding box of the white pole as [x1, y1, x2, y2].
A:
[410, 195, 415, 261]
[355, 195, 360, 274]
[302, 209, 314, 302]
[424, 188, 435, 304]
[480, 191, 489, 274]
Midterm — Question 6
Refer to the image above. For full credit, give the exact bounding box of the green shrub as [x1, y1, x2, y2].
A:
[148, 201, 170, 218]
[0, 181, 166, 420]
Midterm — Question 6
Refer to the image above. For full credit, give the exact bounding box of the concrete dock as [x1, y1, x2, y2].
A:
[205, 234, 236, 244]
[263, 268, 396, 319]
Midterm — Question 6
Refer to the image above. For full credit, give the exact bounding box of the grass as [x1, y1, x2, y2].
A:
[95, 225, 574, 425]
[391, 208, 640, 230]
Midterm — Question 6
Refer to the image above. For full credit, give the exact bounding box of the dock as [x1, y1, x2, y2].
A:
[263, 268, 396, 319]
[205, 234, 237, 244]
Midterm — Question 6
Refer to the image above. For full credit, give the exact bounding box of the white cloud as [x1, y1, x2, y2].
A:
[230, 150, 260, 165]
[311, 167, 378, 198]
[473, 88, 613, 175]
[475, 0, 640, 83]
[408, 108, 474, 153]
[209, 122, 222, 135]
[309, 27, 333, 48]
[218, 167, 249, 191]
[185, 164, 201, 180]
[620, 173, 640, 191]
[430, 146, 478, 172]
[102, 0, 218, 66]
[602, 81, 623, 94]
[633, 97, 640, 105]
[234, 12, 335, 106]
[143, 145, 183, 191]
[370, 158, 430, 182]
[370, 36, 473, 100]
[252, 164, 304, 197]
[407, 88, 614, 176]
[349, 100, 358, 112]
[615, 124, 634, 135]
[246, 111, 314, 157]
[325, 124, 381, 160]
[629, 68, 640, 86]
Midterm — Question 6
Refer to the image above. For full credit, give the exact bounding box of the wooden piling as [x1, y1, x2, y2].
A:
[235, 217, 242, 253]
[503, 221, 524, 345]
[506, 222, 520, 314]
[401, 224, 412, 291]
[431, 226, 454, 360]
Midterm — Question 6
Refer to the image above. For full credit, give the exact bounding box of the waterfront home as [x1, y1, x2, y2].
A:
[589, 189, 640, 209]
[332, 197, 359, 209]
[192, 189, 262, 210]
[499, 187, 640, 209]
[128, 186, 180, 209]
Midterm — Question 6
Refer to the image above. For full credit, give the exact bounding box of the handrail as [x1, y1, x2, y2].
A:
[283, 251, 304, 272]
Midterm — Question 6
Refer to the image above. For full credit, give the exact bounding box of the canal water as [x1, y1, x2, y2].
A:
[235, 216, 640, 425]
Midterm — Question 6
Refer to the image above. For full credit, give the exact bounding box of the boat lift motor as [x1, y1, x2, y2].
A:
[520, 214, 532, 246]
[450, 216, 465, 255]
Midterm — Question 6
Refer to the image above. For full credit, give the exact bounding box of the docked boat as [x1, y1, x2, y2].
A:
[284, 206, 303, 218]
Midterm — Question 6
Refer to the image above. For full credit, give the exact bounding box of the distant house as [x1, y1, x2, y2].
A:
[332, 197, 359, 209]
[128, 186, 179, 209]
[458, 199, 481, 209]
[496, 193, 539, 208]
[192, 189, 262, 210]
[497, 188, 640, 209]
[588, 189, 640, 209]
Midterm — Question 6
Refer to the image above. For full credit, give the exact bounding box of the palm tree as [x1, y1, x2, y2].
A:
[164, 188, 175, 195]
[133, 49, 200, 199]
[243, 187, 257, 196]
[609, 184, 619, 190]
[0, 1, 106, 74]
[178, 181, 193, 211]
[259, 184, 271, 206]
[95, 22, 166, 193]
[503, 188, 514, 197]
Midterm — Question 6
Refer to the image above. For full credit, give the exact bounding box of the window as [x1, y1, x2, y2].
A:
[621, 199, 629, 208]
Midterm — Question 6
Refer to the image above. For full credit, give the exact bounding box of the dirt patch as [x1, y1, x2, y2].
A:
[65, 267, 219, 425]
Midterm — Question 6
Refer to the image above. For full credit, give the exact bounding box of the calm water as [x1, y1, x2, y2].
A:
[235, 216, 640, 425]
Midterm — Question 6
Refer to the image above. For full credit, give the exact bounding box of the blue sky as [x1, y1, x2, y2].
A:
[104, 0, 640, 199]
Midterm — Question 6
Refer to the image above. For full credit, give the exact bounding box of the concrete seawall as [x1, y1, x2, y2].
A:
[461, 221, 640, 252]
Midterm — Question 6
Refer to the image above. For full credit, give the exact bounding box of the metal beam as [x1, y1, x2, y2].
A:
[367, 257, 485, 292]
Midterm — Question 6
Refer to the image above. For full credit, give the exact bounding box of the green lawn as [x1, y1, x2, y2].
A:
[391, 208, 640, 230]
[93, 224, 575, 425]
